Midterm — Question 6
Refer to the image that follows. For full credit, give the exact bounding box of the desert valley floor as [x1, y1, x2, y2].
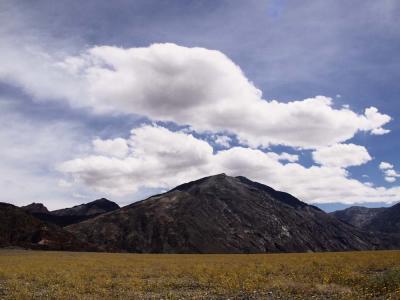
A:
[1, 250, 400, 299]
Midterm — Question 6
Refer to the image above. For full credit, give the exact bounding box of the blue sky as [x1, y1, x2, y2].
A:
[0, 0, 399, 211]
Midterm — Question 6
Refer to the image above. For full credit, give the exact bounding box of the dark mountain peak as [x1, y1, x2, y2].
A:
[211, 172, 227, 178]
[21, 202, 49, 214]
[93, 197, 112, 203]
[171, 174, 309, 209]
[52, 198, 119, 217]
[86, 198, 120, 210]
[171, 173, 228, 192]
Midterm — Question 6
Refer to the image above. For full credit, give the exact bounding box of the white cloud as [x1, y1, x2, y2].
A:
[385, 177, 396, 183]
[213, 135, 232, 148]
[371, 127, 391, 135]
[379, 161, 399, 183]
[0, 43, 392, 149]
[59, 125, 214, 195]
[380, 161, 394, 170]
[0, 42, 85, 104]
[312, 143, 372, 168]
[363, 107, 392, 135]
[0, 98, 94, 209]
[93, 138, 129, 158]
[58, 179, 73, 188]
[266, 152, 299, 163]
[385, 169, 400, 177]
[59, 124, 400, 204]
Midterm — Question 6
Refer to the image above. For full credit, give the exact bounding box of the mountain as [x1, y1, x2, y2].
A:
[330, 206, 387, 228]
[67, 174, 398, 253]
[0, 203, 93, 251]
[52, 198, 120, 217]
[364, 203, 400, 233]
[24, 198, 120, 227]
[21, 202, 50, 214]
[331, 203, 400, 234]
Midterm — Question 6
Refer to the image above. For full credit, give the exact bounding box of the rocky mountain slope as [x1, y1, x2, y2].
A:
[67, 174, 398, 253]
[23, 198, 120, 227]
[331, 204, 400, 234]
[330, 206, 387, 228]
[364, 203, 400, 233]
[0, 203, 93, 251]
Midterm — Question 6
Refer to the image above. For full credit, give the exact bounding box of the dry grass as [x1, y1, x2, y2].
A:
[0, 250, 400, 299]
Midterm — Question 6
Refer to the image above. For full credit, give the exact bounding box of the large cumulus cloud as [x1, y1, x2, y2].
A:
[1, 43, 391, 149]
[62, 43, 391, 148]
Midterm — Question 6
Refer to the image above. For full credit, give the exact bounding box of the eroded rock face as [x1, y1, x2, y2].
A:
[67, 174, 397, 253]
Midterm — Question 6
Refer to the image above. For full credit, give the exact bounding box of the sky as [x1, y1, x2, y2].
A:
[0, 0, 399, 211]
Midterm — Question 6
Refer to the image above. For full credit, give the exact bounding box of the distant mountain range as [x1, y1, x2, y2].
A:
[331, 203, 400, 234]
[0, 203, 94, 251]
[1, 174, 400, 253]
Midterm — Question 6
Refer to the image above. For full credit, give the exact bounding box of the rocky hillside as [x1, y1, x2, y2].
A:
[330, 206, 387, 228]
[0, 203, 94, 251]
[364, 203, 400, 233]
[67, 174, 397, 253]
[331, 203, 400, 234]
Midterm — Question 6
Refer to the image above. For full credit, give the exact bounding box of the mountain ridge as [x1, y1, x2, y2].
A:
[21, 198, 120, 227]
[2, 174, 400, 253]
[66, 174, 400, 253]
[0, 203, 94, 251]
[331, 204, 400, 234]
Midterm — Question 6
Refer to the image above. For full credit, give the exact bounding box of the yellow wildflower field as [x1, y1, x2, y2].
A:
[0, 250, 399, 299]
